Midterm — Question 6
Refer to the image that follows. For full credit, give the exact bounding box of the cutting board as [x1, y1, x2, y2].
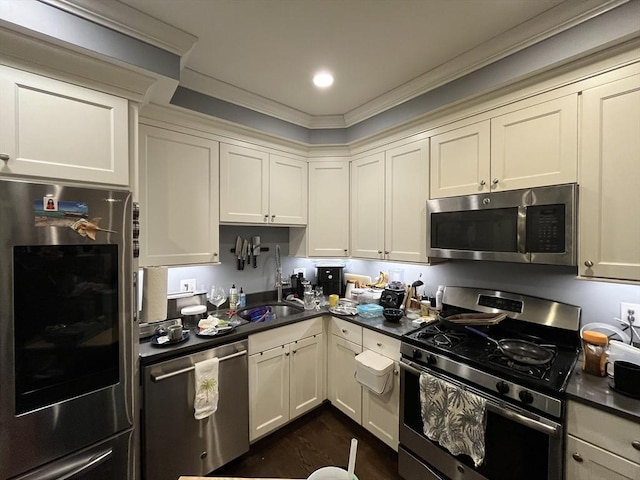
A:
[344, 273, 372, 287]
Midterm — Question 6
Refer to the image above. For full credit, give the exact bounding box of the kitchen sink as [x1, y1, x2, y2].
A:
[236, 302, 304, 322]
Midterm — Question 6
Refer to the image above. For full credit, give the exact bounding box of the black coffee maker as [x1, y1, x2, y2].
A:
[316, 266, 344, 296]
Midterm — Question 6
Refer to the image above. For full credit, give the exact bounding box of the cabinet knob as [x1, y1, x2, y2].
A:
[213, 252, 218, 257]
[200, 451, 207, 459]
[285, 352, 290, 356]
[584, 260, 594, 268]
[492, 178, 499, 185]
[480, 180, 486, 186]
[264, 215, 268, 222]
[292, 350, 296, 354]
[341, 329, 347, 334]
[271, 214, 276, 221]
[376, 342, 382, 347]
[377, 250, 382, 254]
[572, 453, 583, 463]
[0, 153, 9, 162]
[384, 251, 389, 255]
[344, 249, 348, 253]
[632, 440, 640, 451]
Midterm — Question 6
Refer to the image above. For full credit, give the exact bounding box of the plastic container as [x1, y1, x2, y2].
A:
[356, 303, 384, 318]
[581, 330, 608, 376]
[180, 304, 206, 329]
[435, 285, 444, 311]
[606, 340, 640, 376]
[239, 287, 246, 308]
[354, 350, 394, 395]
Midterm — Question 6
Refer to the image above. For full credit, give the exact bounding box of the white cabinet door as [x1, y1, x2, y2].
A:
[289, 333, 324, 419]
[0, 65, 129, 186]
[491, 94, 578, 192]
[138, 125, 220, 266]
[430, 120, 490, 198]
[579, 74, 640, 281]
[362, 362, 399, 451]
[307, 161, 350, 257]
[249, 345, 290, 442]
[328, 335, 362, 423]
[269, 154, 308, 225]
[566, 436, 640, 480]
[384, 139, 429, 262]
[350, 152, 385, 259]
[219, 143, 269, 223]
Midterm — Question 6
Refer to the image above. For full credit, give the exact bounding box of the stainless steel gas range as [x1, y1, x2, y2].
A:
[398, 287, 581, 480]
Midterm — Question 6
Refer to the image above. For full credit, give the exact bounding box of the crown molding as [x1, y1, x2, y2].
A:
[41, 0, 198, 60]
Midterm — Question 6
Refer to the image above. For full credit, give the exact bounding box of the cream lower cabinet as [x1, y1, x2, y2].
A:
[219, 143, 307, 225]
[351, 138, 429, 262]
[0, 65, 129, 186]
[138, 124, 219, 266]
[328, 317, 363, 423]
[579, 70, 640, 282]
[430, 94, 578, 198]
[565, 401, 640, 480]
[248, 318, 324, 442]
[361, 329, 400, 451]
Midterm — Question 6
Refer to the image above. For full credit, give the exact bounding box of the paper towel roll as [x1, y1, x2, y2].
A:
[142, 266, 168, 323]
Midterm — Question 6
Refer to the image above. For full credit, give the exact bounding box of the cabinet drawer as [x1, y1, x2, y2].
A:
[249, 317, 323, 354]
[566, 435, 640, 480]
[567, 401, 640, 463]
[363, 329, 401, 361]
[330, 317, 363, 345]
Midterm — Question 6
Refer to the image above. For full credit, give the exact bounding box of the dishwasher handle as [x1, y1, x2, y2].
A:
[151, 350, 247, 382]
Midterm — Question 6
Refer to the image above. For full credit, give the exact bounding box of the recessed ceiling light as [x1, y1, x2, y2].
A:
[313, 71, 334, 88]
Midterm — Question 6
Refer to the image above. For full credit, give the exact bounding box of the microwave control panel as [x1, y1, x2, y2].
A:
[526, 204, 565, 253]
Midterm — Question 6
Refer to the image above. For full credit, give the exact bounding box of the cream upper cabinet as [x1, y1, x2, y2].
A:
[306, 161, 350, 257]
[138, 124, 219, 266]
[384, 139, 429, 263]
[579, 72, 640, 282]
[351, 139, 429, 262]
[219, 143, 307, 225]
[430, 120, 490, 198]
[565, 401, 640, 480]
[0, 65, 129, 186]
[430, 94, 578, 198]
[351, 152, 385, 259]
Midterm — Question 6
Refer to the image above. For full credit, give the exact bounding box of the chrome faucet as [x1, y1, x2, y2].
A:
[275, 244, 289, 302]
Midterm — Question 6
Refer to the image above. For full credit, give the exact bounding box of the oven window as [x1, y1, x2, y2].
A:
[403, 369, 550, 480]
[13, 245, 119, 414]
[431, 208, 518, 252]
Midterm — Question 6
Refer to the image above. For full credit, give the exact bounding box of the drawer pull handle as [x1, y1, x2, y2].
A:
[632, 440, 640, 451]
[572, 453, 583, 463]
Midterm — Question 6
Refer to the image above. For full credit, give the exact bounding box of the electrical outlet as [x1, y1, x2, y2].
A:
[293, 267, 306, 278]
[620, 302, 640, 324]
[180, 279, 196, 293]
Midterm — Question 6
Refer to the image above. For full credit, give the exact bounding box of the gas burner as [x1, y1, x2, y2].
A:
[487, 350, 555, 380]
[416, 324, 467, 349]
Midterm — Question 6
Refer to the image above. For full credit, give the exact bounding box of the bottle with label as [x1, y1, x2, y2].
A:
[229, 284, 238, 310]
[239, 287, 246, 308]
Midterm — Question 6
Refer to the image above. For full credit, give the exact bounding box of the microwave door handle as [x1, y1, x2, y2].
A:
[517, 206, 527, 254]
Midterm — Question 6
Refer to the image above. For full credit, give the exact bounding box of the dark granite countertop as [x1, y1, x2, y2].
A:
[566, 361, 640, 423]
[139, 303, 421, 365]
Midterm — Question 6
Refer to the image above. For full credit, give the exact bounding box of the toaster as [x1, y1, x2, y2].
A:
[379, 287, 405, 309]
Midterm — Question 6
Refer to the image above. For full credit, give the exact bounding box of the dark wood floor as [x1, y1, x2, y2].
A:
[212, 403, 403, 480]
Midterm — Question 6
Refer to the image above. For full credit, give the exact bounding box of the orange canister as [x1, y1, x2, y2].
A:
[581, 330, 608, 376]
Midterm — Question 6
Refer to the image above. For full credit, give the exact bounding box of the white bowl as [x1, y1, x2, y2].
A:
[307, 466, 358, 480]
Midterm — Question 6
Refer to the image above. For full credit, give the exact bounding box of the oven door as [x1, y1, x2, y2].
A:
[0, 179, 134, 478]
[399, 360, 563, 480]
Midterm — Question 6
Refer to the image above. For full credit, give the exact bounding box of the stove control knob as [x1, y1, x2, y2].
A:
[427, 354, 437, 365]
[496, 381, 510, 395]
[519, 390, 534, 404]
[412, 349, 422, 360]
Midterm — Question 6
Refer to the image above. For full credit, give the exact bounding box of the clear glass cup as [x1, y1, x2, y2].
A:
[210, 286, 227, 317]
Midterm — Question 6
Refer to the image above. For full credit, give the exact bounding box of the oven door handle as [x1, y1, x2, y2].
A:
[485, 402, 560, 437]
[400, 360, 560, 437]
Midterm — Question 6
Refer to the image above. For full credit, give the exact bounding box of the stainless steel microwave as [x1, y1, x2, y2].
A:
[426, 184, 577, 265]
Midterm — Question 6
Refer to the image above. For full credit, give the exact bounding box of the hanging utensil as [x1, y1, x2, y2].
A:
[252, 235, 260, 268]
[235, 236, 242, 270]
[465, 326, 555, 365]
[241, 238, 249, 270]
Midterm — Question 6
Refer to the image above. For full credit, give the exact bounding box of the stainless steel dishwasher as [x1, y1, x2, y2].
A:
[142, 339, 249, 480]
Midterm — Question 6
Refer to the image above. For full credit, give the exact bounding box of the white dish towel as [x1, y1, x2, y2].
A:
[419, 372, 487, 467]
[194, 357, 219, 420]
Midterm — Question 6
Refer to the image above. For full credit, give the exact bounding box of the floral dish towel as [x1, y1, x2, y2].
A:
[194, 357, 219, 420]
